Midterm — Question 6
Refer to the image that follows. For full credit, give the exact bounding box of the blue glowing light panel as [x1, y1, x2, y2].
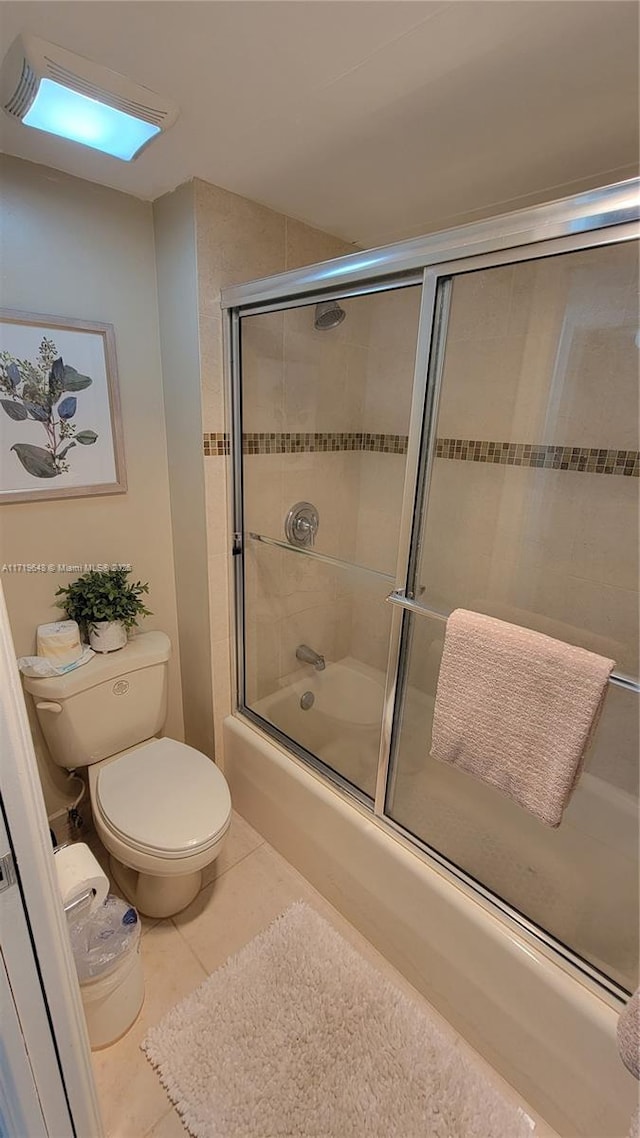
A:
[23, 78, 160, 160]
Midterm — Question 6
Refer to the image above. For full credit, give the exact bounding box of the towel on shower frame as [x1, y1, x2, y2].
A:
[430, 609, 614, 828]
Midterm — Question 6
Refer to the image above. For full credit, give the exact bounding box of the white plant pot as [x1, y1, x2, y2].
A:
[89, 621, 127, 653]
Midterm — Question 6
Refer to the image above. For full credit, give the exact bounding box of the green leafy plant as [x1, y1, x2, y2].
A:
[55, 568, 152, 635]
[0, 337, 98, 479]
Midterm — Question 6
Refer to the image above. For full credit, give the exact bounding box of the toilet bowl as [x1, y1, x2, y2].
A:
[25, 631, 232, 918]
[89, 737, 231, 918]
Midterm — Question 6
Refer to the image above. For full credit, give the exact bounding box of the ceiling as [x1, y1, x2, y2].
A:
[0, 1, 638, 246]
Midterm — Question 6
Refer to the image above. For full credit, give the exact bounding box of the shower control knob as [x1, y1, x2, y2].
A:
[284, 502, 319, 548]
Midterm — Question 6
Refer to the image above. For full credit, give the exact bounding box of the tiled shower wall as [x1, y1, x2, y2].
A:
[350, 287, 422, 672]
[242, 296, 370, 702]
[241, 285, 423, 701]
[193, 180, 354, 759]
[170, 177, 638, 797]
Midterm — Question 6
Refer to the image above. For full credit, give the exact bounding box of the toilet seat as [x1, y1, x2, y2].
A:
[95, 738, 231, 860]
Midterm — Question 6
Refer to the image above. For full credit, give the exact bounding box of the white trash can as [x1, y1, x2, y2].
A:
[69, 895, 144, 1049]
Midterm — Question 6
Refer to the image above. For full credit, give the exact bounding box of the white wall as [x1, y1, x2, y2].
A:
[0, 155, 184, 814]
[153, 181, 214, 758]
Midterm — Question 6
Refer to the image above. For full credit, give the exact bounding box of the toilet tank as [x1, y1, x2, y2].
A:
[24, 631, 171, 770]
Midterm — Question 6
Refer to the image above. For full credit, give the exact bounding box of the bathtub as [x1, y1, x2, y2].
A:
[225, 660, 638, 1138]
[252, 659, 638, 991]
[252, 657, 385, 798]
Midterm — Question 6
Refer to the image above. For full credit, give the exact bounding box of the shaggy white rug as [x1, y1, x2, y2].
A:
[142, 903, 534, 1138]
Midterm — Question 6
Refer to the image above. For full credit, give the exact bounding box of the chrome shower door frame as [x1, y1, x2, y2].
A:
[227, 274, 423, 809]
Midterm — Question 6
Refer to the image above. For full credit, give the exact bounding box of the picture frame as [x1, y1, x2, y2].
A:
[0, 310, 126, 504]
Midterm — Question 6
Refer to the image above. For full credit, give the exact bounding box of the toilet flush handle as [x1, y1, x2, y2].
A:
[36, 701, 63, 714]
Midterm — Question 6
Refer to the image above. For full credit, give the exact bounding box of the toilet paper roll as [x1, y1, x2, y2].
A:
[54, 843, 109, 917]
[37, 621, 83, 667]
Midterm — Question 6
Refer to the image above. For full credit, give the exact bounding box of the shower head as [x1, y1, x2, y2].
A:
[314, 300, 346, 331]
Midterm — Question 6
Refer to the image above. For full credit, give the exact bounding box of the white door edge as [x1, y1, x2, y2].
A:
[0, 581, 104, 1137]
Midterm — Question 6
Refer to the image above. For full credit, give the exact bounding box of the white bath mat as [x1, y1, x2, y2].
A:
[142, 902, 533, 1138]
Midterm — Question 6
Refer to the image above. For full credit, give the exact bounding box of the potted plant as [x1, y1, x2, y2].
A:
[55, 568, 152, 653]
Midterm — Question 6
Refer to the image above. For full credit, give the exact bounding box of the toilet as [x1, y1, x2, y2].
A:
[25, 631, 231, 918]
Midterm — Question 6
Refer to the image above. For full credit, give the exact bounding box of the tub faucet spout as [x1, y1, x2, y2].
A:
[296, 644, 326, 671]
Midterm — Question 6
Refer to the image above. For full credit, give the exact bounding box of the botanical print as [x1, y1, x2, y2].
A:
[0, 335, 98, 479]
[0, 314, 125, 503]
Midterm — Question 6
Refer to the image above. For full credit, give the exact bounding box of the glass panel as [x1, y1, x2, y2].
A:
[387, 241, 639, 990]
[240, 285, 422, 799]
[244, 539, 393, 797]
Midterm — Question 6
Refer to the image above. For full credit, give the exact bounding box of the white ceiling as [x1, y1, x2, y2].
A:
[0, 1, 637, 246]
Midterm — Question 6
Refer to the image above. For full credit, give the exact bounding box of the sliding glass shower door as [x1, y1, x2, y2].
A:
[386, 240, 639, 992]
[228, 182, 639, 995]
[238, 284, 423, 800]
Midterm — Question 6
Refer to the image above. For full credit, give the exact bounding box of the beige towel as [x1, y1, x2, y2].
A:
[431, 610, 614, 828]
[618, 989, 640, 1080]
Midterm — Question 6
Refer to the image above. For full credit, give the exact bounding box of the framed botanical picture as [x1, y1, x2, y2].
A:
[0, 310, 126, 504]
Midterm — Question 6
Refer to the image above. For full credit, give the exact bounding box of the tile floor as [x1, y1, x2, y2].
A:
[87, 812, 557, 1138]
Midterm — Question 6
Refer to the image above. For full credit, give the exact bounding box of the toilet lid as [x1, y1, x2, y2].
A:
[96, 738, 231, 856]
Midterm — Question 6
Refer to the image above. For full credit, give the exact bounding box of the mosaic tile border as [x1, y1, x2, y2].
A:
[203, 431, 407, 455]
[436, 438, 639, 476]
[203, 431, 639, 476]
[203, 432, 230, 456]
[241, 431, 407, 455]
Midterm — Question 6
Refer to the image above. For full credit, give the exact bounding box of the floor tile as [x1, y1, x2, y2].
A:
[93, 1042, 169, 1138]
[92, 920, 207, 1138]
[202, 809, 265, 888]
[92, 819, 556, 1138]
[144, 1107, 188, 1137]
[172, 843, 307, 974]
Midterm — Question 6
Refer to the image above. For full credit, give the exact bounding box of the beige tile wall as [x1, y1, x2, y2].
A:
[242, 285, 423, 703]
[349, 286, 423, 671]
[154, 182, 214, 758]
[437, 242, 639, 446]
[242, 296, 364, 702]
[192, 179, 355, 756]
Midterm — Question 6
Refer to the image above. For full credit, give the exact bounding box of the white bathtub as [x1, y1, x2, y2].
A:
[252, 657, 385, 797]
[226, 659, 638, 1138]
[253, 659, 638, 991]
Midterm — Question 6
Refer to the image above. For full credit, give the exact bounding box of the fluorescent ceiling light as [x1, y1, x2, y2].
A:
[23, 78, 160, 160]
[1, 35, 178, 161]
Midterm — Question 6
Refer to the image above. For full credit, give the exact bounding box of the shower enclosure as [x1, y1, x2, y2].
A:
[223, 180, 639, 998]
